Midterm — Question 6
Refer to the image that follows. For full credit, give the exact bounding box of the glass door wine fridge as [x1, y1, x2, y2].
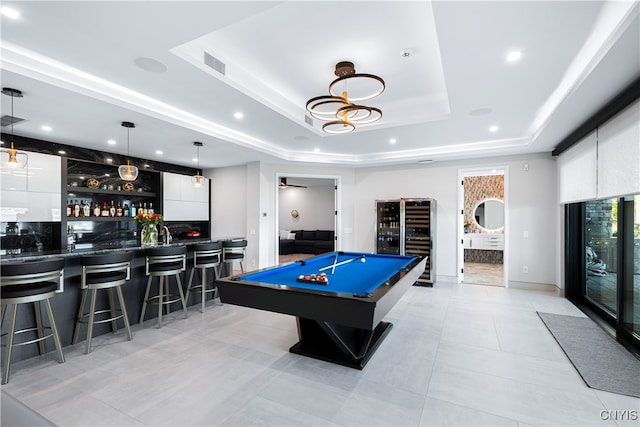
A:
[375, 198, 436, 286]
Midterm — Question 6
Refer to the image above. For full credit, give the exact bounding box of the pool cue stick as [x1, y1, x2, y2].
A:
[330, 252, 339, 274]
[319, 256, 362, 273]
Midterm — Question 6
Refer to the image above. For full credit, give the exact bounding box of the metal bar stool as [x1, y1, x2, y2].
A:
[222, 239, 247, 275]
[1, 258, 65, 384]
[186, 242, 222, 313]
[72, 252, 133, 354]
[140, 246, 188, 328]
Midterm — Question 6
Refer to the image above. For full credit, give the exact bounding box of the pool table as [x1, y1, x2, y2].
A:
[216, 251, 427, 369]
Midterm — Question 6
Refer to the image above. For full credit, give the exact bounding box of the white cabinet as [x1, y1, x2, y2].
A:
[162, 172, 209, 221]
[0, 152, 61, 221]
[464, 233, 504, 250]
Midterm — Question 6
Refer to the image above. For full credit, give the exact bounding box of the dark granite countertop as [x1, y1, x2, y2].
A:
[0, 236, 244, 264]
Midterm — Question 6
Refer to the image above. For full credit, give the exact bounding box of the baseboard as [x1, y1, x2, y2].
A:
[508, 280, 559, 293]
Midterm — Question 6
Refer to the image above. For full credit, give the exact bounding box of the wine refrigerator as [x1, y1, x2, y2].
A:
[375, 198, 436, 286]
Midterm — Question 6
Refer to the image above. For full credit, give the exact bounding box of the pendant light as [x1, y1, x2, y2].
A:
[118, 121, 138, 181]
[305, 61, 384, 134]
[1, 88, 28, 168]
[192, 141, 203, 188]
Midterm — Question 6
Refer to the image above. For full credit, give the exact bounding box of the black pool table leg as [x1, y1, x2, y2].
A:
[291, 318, 393, 369]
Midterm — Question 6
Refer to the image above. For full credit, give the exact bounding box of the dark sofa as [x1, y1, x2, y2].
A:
[280, 229, 334, 255]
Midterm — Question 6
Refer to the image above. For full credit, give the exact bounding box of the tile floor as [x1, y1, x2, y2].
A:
[2, 279, 639, 426]
[463, 262, 504, 287]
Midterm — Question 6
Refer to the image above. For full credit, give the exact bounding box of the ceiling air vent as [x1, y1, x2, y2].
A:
[304, 115, 313, 126]
[204, 51, 225, 76]
[1, 115, 25, 128]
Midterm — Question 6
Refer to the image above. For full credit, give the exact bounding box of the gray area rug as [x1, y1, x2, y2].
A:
[538, 312, 640, 398]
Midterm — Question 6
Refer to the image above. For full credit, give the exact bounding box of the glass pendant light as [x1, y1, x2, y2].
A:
[192, 141, 203, 188]
[118, 121, 138, 181]
[1, 88, 28, 168]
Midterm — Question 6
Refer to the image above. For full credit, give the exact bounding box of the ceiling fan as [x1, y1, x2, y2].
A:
[279, 177, 307, 189]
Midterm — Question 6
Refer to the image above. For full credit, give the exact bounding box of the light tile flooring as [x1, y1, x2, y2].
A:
[2, 279, 640, 426]
[463, 262, 504, 287]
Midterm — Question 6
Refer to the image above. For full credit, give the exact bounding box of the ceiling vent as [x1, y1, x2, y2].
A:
[204, 51, 225, 76]
[304, 115, 313, 126]
[1, 115, 25, 128]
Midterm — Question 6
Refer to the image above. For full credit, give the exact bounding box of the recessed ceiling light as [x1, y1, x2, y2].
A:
[192, 157, 198, 162]
[107, 139, 116, 145]
[506, 50, 522, 62]
[79, 176, 85, 180]
[155, 150, 163, 155]
[389, 138, 397, 144]
[105, 159, 112, 164]
[41, 125, 52, 131]
[314, 148, 320, 153]
[58, 150, 66, 155]
[234, 112, 244, 119]
[1, 6, 20, 19]
[104, 173, 111, 177]
[134, 57, 167, 73]
[144, 164, 150, 168]
[489, 125, 499, 132]
[469, 108, 492, 116]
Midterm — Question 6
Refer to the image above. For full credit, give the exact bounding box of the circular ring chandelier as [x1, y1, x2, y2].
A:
[306, 61, 384, 134]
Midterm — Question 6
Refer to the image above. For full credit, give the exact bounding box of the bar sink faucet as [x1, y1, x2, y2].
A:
[160, 226, 171, 245]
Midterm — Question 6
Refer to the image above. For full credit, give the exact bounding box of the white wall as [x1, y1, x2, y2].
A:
[208, 154, 558, 288]
[353, 153, 557, 287]
[278, 185, 335, 232]
[207, 165, 247, 238]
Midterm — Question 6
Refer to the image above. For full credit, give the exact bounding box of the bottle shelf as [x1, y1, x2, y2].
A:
[67, 187, 156, 197]
[67, 216, 135, 222]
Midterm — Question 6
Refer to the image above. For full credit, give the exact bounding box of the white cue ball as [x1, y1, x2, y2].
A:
[361, 258, 366, 263]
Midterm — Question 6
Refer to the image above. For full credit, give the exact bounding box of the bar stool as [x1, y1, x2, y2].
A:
[222, 239, 247, 275]
[140, 246, 188, 328]
[186, 242, 222, 313]
[1, 258, 65, 384]
[72, 252, 133, 354]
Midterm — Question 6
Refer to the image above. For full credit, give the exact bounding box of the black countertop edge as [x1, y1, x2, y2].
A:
[0, 237, 244, 264]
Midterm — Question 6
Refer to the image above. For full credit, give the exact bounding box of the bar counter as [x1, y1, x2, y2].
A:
[1, 237, 244, 363]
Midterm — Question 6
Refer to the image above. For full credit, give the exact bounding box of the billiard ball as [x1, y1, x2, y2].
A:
[361, 257, 366, 263]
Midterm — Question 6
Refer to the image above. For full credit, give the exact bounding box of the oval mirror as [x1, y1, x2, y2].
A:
[474, 199, 504, 231]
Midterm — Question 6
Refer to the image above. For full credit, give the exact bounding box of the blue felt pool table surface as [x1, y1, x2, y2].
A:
[238, 252, 417, 296]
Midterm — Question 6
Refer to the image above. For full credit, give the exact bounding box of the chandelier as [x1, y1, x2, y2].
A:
[306, 61, 385, 134]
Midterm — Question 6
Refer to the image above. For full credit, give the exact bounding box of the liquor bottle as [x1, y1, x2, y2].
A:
[130, 203, 137, 217]
[148, 202, 154, 214]
[74, 200, 80, 217]
[116, 202, 123, 217]
[67, 225, 75, 252]
[123, 203, 129, 217]
[93, 201, 101, 217]
[83, 201, 91, 217]
[67, 200, 72, 217]
[138, 202, 143, 215]
[142, 202, 148, 215]
[101, 201, 110, 217]
[109, 200, 116, 217]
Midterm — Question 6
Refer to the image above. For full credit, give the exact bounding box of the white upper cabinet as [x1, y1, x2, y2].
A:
[162, 172, 209, 221]
[0, 152, 61, 221]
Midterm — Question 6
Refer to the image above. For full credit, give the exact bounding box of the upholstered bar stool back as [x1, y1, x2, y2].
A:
[0, 258, 65, 384]
[222, 239, 247, 275]
[140, 245, 188, 328]
[72, 251, 134, 354]
[186, 242, 222, 313]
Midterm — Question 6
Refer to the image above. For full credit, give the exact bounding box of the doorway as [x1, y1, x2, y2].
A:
[458, 168, 508, 287]
[276, 175, 338, 265]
